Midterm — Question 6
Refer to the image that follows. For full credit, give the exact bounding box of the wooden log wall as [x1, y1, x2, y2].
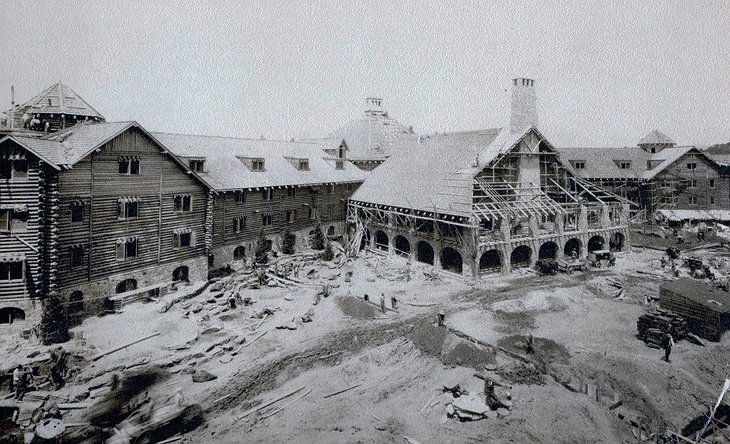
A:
[212, 182, 358, 248]
[0, 145, 43, 301]
[55, 127, 208, 293]
[653, 152, 730, 211]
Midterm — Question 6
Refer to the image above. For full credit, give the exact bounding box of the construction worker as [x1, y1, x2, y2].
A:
[380, 293, 386, 314]
[391, 295, 397, 310]
[438, 311, 445, 327]
[662, 333, 674, 362]
[12, 365, 21, 395]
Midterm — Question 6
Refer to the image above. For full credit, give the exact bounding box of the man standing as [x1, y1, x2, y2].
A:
[380, 293, 386, 314]
[663, 333, 674, 362]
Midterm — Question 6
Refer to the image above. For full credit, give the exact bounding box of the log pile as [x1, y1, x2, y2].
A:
[636, 309, 688, 348]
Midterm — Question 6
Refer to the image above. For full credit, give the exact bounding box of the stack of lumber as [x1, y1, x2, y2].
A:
[637, 309, 688, 347]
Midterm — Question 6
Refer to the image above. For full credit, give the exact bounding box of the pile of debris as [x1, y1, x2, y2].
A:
[442, 372, 514, 422]
[636, 309, 689, 348]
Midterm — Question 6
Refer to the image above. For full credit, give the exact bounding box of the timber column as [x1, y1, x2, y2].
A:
[45, 174, 60, 298]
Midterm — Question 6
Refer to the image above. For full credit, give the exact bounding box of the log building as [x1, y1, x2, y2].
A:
[0, 120, 212, 326]
[151, 133, 366, 269]
[348, 79, 632, 278]
[558, 131, 730, 223]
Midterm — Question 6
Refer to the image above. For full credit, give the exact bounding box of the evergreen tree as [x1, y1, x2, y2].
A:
[322, 241, 334, 261]
[311, 223, 326, 250]
[41, 296, 69, 345]
[282, 229, 296, 255]
[255, 229, 269, 264]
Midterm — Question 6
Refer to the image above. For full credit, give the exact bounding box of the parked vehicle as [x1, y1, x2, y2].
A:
[588, 250, 615, 268]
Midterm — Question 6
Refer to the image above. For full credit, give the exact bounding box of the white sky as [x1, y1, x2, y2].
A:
[1, 0, 728, 147]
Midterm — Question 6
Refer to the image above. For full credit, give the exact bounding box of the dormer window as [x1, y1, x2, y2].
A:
[252, 159, 265, 171]
[297, 159, 310, 171]
[572, 161, 586, 170]
[619, 161, 631, 170]
[335, 160, 344, 170]
[189, 159, 205, 172]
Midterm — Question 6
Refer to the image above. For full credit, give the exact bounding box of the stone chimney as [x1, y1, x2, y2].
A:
[510, 78, 538, 133]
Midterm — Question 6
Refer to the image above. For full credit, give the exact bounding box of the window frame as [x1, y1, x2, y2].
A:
[709, 178, 716, 189]
[261, 213, 273, 227]
[70, 246, 84, 269]
[262, 188, 274, 201]
[173, 194, 192, 212]
[687, 162, 697, 170]
[71, 203, 84, 223]
[0, 261, 24, 282]
[116, 239, 139, 261]
[286, 209, 296, 224]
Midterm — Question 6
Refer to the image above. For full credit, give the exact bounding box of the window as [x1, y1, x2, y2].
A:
[687, 162, 697, 170]
[711, 196, 716, 205]
[297, 159, 310, 171]
[309, 207, 317, 220]
[287, 187, 297, 198]
[689, 196, 698, 205]
[252, 158, 265, 171]
[70, 246, 84, 268]
[619, 161, 631, 170]
[233, 246, 246, 261]
[0, 159, 28, 179]
[262, 189, 273, 201]
[234, 190, 246, 203]
[118, 199, 139, 219]
[573, 161, 586, 170]
[689, 180, 697, 188]
[286, 210, 296, 224]
[173, 231, 192, 248]
[189, 159, 205, 172]
[173, 194, 192, 212]
[233, 216, 246, 233]
[329, 184, 335, 194]
[710, 178, 715, 188]
[335, 160, 344, 170]
[261, 213, 273, 226]
[0, 261, 24, 281]
[0, 209, 28, 233]
[116, 238, 138, 260]
[327, 226, 335, 236]
[118, 157, 140, 175]
[71, 202, 84, 223]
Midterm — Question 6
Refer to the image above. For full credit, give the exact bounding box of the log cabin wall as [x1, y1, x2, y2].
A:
[55, 127, 208, 312]
[210, 182, 360, 267]
[652, 152, 729, 212]
[0, 143, 45, 324]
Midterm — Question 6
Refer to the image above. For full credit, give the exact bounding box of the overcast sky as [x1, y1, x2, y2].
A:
[1, 1, 728, 147]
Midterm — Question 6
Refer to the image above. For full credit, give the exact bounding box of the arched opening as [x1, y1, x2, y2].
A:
[588, 235, 605, 253]
[609, 232, 625, 252]
[511, 245, 532, 269]
[327, 226, 335, 236]
[360, 229, 371, 250]
[375, 230, 389, 252]
[564, 238, 582, 257]
[116, 278, 138, 294]
[233, 246, 246, 261]
[0, 307, 25, 324]
[416, 241, 434, 265]
[538, 241, 558, 260]
[394, 235, 410, 257]
[479, 249, 501, 273]
[440, 247, 463, 274]
[173, 266, 189, 282]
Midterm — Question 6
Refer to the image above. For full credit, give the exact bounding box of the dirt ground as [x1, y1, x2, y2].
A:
[2, 243, 730, 443]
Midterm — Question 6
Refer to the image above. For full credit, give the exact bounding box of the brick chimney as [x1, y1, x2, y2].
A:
[510, 78, 538, 133]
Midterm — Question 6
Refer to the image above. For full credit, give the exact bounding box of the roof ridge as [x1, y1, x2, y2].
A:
[151, 130, 322, 145]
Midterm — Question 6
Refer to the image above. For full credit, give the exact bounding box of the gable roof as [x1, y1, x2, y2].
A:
[350, 127, 546, 218]
[11, 82, 104, 120]
[0, 121, 213, 189]
[639, 129, 675, 146]
[151, 132, 367, 191]
[557, 145, 709, 180]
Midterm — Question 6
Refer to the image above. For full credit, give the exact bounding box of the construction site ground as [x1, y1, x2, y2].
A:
[2, 241, 730, 443]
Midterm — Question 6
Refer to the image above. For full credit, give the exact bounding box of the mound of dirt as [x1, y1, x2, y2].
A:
[441, 337, 496, 370]
[497, 335, 571, 368]
[497, 361, 545, 385]
[336, 297, 377, 319]
[407, 323, 449, 357]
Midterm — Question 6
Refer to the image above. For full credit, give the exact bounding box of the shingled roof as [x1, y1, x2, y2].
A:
[329, 104, 417, 162]
[350, 127, 543, 218]
[152, 132, 367, 191]
[638, 129, 675, 146]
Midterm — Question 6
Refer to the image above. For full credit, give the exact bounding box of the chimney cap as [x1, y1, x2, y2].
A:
[513, 78, 535, 87]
